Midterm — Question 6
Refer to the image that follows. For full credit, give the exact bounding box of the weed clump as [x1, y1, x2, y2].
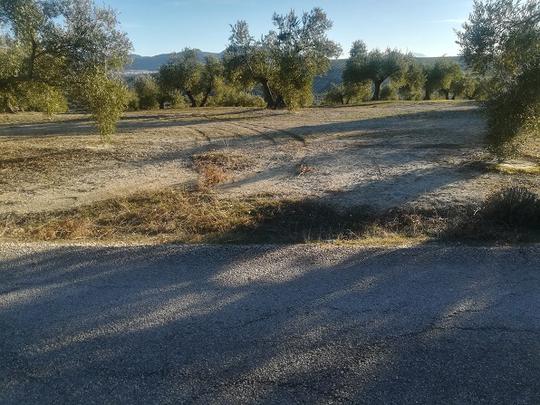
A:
[192, 151, 251, 188]
[448, 187, 540, 242]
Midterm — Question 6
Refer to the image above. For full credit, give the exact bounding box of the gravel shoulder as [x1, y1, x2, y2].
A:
[1, 242, 539, 404]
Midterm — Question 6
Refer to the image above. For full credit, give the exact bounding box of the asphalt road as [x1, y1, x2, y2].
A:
[1, 243, 539, 404]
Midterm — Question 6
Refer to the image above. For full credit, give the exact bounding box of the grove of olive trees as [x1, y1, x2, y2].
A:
[1, 0, 537, 156]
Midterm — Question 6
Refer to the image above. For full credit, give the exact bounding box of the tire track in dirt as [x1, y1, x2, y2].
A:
[231, 122, 279, 145]
[218, 122, 261, 142]
[254, 124, 307, 146]
[198, 113, 300, 146]
[188, 127, 212, 143]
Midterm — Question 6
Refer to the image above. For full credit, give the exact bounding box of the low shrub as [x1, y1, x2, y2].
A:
[448, 187, 540, 241]
[478, 187, 540, 229]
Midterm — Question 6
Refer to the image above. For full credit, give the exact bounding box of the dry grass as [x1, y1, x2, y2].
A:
[0, 189, 425, 243]
[0, 112, 83, 124]
[492, 163, 540, 175]
[192, 151, 252, 188]
[0, 145, 134, 190]
[3, 186, 536, 244]
[0, 189, 258, 242]
[296, 163, 316, 176]
[447, 187, 540, 242]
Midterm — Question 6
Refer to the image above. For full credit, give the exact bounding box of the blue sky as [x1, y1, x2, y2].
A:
[102, 0, 474, 57]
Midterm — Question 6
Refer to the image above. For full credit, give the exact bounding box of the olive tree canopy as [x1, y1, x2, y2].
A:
[158, 49, 223, 108]
[224, 8, 341, 109]
[0, 0, 132, 137]
[424, 60, 462, 100]
[343, 41, 410, 101]
[457, 0, 540, 155]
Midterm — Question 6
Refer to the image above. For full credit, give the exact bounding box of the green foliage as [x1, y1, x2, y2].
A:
[0, 0, 131, 134]
[79, 70, 129, 140]
[133, 75, 160, 110]
[23, 83, 68, 115]
[125, 89, 139, 111]
[224, 8, 341, 109]
[208, 80, 266, 107]
[322, 82, 371, 105]
[450, 74, 478, 99]
[343, 41, 409, 100]
[322, 84, 346, 105]
[399, 62, 427, 100]
[458, 0, 540, 155]
[380, 85, 399, 101]
[424, 60, 462, 100]
[486, 65, 540, 155]
[472, 76, 492, 100]
[158, 50, 223, 107]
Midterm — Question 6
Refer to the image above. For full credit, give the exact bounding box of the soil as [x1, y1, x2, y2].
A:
[0, 101, 538, 215]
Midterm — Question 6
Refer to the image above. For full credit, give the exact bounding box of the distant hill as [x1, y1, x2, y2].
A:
[126, 52, 463, 95]
[128, 50, 222, 71]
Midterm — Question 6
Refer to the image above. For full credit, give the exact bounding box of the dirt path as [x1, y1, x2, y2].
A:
[0, 102, 538, 215]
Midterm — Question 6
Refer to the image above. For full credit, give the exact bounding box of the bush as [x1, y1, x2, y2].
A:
[126, 89, 139, 111]
[208, 82, 266, 107]
[323, 84, 347, 105]
[486, 66, 540, 156]
[449, 187, 540, 241]
[380, 85, 398, 101]
[80, 71, 129, 140]
[322, 82, 371, 105]
[479, 187, 540, 229]
[0, 82, 68, 115]
[134, 75, 160, 110]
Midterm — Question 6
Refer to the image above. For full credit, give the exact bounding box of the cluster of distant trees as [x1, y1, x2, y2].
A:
[1, 0, 538, 154]
[125, 49, 266, 111]
[323, 49, 489, 105]
[126, 8, 341, 111]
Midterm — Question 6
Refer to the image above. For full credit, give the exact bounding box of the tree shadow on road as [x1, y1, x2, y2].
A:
[1, 243, 539, 403]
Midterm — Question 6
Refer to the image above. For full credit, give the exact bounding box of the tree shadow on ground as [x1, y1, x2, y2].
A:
[0, 104, 480, 140]
[0, 105, 491, 218]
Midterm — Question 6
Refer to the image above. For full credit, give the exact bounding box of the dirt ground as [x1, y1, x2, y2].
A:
[0, 101, 538, 215]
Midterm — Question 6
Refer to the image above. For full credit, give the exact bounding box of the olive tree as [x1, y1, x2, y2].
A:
[158, 49, 222, 107]
[0, 0, 132, 138]
[133, 75, 160, 110]
[399, 62, 427, 100]
[450, 74, 479, 100]
[343, 41, 409, 101]
[457, 0, 540, 155]
[424, 60, 462, 100]
[79, 69, 129, 140]
[224, 8, 341, 109]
